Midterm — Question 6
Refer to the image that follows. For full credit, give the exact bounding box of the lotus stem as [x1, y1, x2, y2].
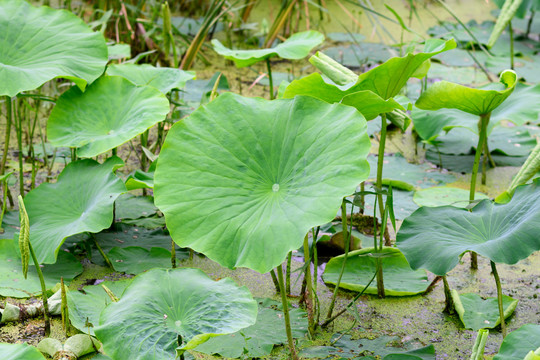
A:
[277, 264, 298, 360]
[490, 261, 507, 338]
[1, 97, 12, 176]
[286, 251, 292, 295]
[509, 21, 514, 70]
[266, 58, 274, 100]
[469, 112, 490, 270]
[376, 113, 387, 298]
[28, 241, 50, 336]
[302, 233, 315, 335]
[270, 269, 281, 294]
[325, 199, 350, 321]
[442, 275, 455, 314]
[171, 239, 176, 268]
[91, 233, 115, 270]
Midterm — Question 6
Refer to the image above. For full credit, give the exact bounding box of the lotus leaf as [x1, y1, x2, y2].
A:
[397, 179, 540, 275]
[154, 93, 370, 273]
[47, 76, 170, 158]
[415, 70, 517, 116]
[95, 268, 258, 359]
[212, 30, 324, 67]
[0, 0, 107, 97]
[451, 291, 518, 330]
[494, 324, 540, 360]
[0, 239, 83, 298]
[413, 187, 488, 208]
[125, 169, 154, 190]
[323, 247, 430, 296]
[23, 157, 126, 264]
[108, 246, 185, 274]
[107, 64, 196, 94]
[67, 279, 132, 335]
[0, 343, 45, 360]
[195, 299, 308, 358]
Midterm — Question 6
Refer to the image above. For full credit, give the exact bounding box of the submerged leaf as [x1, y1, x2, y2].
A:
[155, 93, 370, 273]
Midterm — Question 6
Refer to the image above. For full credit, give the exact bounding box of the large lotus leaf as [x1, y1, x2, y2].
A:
[397, 179, 540, 275]
[47, 76, 170, 158]
[24, 157, 126, 264]
[284, 38, 456, 103]
[0, 238, 83, 298]
[415, 70, 517, 116]
[195, 299, 308, 358]
[0, 343, 46, 360]
[67, 279, 132, 336]
[451, 291, 518, 331]
[154, 93, 370, 273]
[323, 247, 430, 296]
[106, 64, 195, 94]
[494, 324, 540, 360]
[95, 268, 258, 359]
[212, 30, 324, 67]
[413, 82, 540, 141]
[0, 0, 107, 97]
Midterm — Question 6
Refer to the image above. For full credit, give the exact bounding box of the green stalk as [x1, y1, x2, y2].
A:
[270, 269, 281, 294]
[15, 98, 25, 197]
[28, 241, 50, 336]
[277, 264, 298, 360]
[469, 113, 490, 269]
[0, 180, 7, 229]
[91, 234, 115, 270]
[286, 251, 292, 295]
[442, 275, 455, 314]
[490, 261, 507, 338]
[1, 97, 12, 176]
[509, 21, 514, 70]
[266, 58, 274, 100]
[325, 199, 350, 321]
[302, 233, 315, 335]
[376, 113, 387, 298]
[171, 239, 176, 268]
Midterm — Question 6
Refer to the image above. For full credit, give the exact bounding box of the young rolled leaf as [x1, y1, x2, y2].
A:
[212, 30, 324, 67]
[415, 70, 517, 116]
[0, 343, 46, 360]
[95, 268, 258, 360]
[0, 0, 107, 97]
[470, 329, 489, 360]
[493, 324, 540, 360]
[451, 290, 518, 331]
[154, 93, 370, 273]
[47, 76, 170, 158]
[23, 157, 126, 264]
[106, 64, 196, 95]
[397, 179, 540, 275]
[17, 195, 30, 279]
[309, 51, 358, 86]
[487, 0, 524, 48]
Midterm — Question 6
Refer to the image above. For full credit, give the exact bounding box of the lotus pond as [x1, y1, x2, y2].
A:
[0, 0, 539, 359]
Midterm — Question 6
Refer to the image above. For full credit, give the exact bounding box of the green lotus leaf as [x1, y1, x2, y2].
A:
[0, 0, 107, 97]
[413, 82, 540, 141]
[413, 187, 488, 208]
[24, 157, 126, 264]
[0, 238, 83, 298]
[95, 268, 258, 359]
[195, 298, 308, 358]
[67, 279, 132, 335]
[285, 38, 455, 102]
[397, 179, 540, 275]
[212, 30, 324, 67]
[494, 324, 540, 360]
[154, 93, 370, 273]
[0, 343, 46, 360]
[451, 291, 518, 331]
[108, 246, 183, 274]
[323, 247, 430, 296]
[415, 70, 517, 116]
[106, 64, 195, 94]
[47, 76, 170, 158]
[115, 194, 158, 220]
[125, 169, 154, 190]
